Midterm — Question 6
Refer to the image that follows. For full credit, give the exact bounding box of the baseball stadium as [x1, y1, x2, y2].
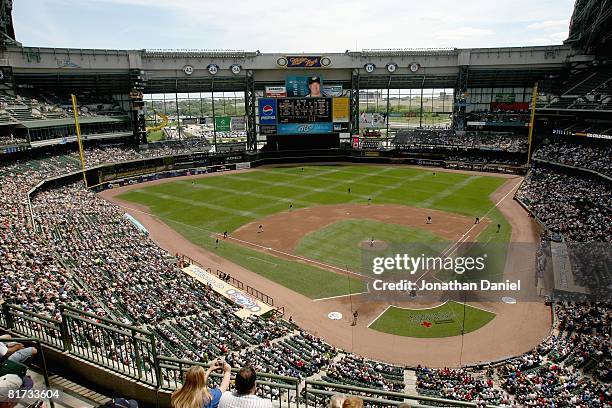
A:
[0, 1, 610, 407]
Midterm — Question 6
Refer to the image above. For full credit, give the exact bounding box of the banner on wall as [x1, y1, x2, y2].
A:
[277, 123, 333, 135]
[359, 113, 387, 128]
[258, 98, 277, 125]
[323, 85, 343, 97]
[259, 125, 277, 135]
[265, 86, 287, 97]
[182, 265, 272, 318]
[285, 56, 322, 68]
[490, 102, 529, 111]
[494, 94, 516, 103]
[215, 116, 231, 131]
[231, 116, 246, 131]
[332, 97, 350, 122]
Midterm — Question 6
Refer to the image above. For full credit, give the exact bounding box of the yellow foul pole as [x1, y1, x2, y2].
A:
[527, 82, 539, 164]
[71, 94, 88, 188]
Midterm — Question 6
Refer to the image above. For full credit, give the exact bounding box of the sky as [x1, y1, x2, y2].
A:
[12, 0, 576, 52]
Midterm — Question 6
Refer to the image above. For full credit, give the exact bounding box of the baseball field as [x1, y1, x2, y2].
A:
[118, 165, 512, 302]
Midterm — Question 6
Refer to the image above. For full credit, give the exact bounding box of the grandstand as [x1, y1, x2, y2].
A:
[0, 1, 610, 408]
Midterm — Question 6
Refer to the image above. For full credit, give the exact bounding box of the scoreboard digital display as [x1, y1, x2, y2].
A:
[277, 97, 332, 124]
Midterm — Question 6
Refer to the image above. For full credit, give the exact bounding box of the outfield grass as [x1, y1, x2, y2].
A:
[163, 218, 367, 299]
[119, 165, 511, 298]
[295, 219, 449, 272]
[146, 130, 166, 142]
[369, 301, 496, 338]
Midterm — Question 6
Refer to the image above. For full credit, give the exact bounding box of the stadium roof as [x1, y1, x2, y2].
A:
[565, 0, 612, 54]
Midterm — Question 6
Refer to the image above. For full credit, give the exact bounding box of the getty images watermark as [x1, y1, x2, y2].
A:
[370, 253, 521, 292]
[359, 242, 530, 300]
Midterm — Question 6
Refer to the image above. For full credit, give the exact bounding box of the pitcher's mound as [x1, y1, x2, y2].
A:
[360, 240, 388, 251]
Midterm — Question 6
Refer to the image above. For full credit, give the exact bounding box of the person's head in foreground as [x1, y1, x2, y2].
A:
[342, 396, 364, 408]
[329, 394, 345, 408]
[172, 360, 231, 408]
[234, 366, 257, 395]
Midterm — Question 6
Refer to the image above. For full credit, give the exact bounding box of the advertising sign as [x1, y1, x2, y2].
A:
[182, 265, 272, 318]
[323, 85, 343, 97]
[332, 97, 350, 122]
[286, 56, 322, 68]
[265, 86, 287, 97]
[258, 98, 277, 125]
[215, 116, 231, 131]
[277, 123, 333, 135]
[231, 116, 246, 131]
[259, 125, 277, 135]
[490, 102, 529, 111]
[359, 113, 387, 129]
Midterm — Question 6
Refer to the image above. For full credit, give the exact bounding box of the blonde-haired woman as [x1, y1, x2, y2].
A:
[172, 360, 232, 408]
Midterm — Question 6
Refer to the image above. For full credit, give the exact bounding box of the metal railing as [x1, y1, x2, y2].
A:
[304, 380, 500, 408]
[157, 356, 300, 407]
[60, 305, 158, 386]
[216, 268, 245, 291]
[2, 304, 64, 349]
[0, 304, 498, 407]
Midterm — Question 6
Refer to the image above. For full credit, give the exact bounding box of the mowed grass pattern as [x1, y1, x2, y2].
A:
[370, 301, 496, 338]
[119, 165, 511, 298]
[295, 219, 449, 272]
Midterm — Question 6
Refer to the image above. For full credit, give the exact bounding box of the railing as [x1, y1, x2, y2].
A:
[60, 305, 159, 386]
[303, 380, 500, 408]
[246, 285, 274, 306]
[0, 304, 497, 407]
[157, 356, 300, 407]
[216, 269, 245, 291]
[2, 304, 64, 350]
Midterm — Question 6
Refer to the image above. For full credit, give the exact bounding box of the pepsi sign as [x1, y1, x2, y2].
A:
[258, 98, 277, 125]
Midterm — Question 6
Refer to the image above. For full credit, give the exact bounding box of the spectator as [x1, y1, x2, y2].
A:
[0, 337, 37, 365]
[218, 366, 272, 408]
[172, 361, 232, 408]
[342, 396, 364, 408]
[328, 394, 345, 408]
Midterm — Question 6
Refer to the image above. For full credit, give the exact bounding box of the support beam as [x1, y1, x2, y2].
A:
[453, 66, 469, 131]
[245, 73, 257, 150]
[350, 69, 360, 134]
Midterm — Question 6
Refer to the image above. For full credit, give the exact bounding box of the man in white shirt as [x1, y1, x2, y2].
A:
[218, 366, 272, 408]
[0, 335, 38, 364]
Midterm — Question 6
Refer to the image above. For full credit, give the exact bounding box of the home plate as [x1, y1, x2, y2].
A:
[328, 312, 343, 320]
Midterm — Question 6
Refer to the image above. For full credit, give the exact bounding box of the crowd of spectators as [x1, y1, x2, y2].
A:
[516, 166, 611, 242]
[534, 141, 612, 177]
[417, 366, 510, 406]
[231, 332, 337, 379]
[325, 354, 404, 392]
[393, 129, 527, 152]
[465, 110, 530, 125]
[0, 135, 27, 147]
[498, 303, 611, 407]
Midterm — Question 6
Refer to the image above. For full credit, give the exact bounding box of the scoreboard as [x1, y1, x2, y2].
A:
[258, 96, 349, 135]
[277, 98, 332, 124]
